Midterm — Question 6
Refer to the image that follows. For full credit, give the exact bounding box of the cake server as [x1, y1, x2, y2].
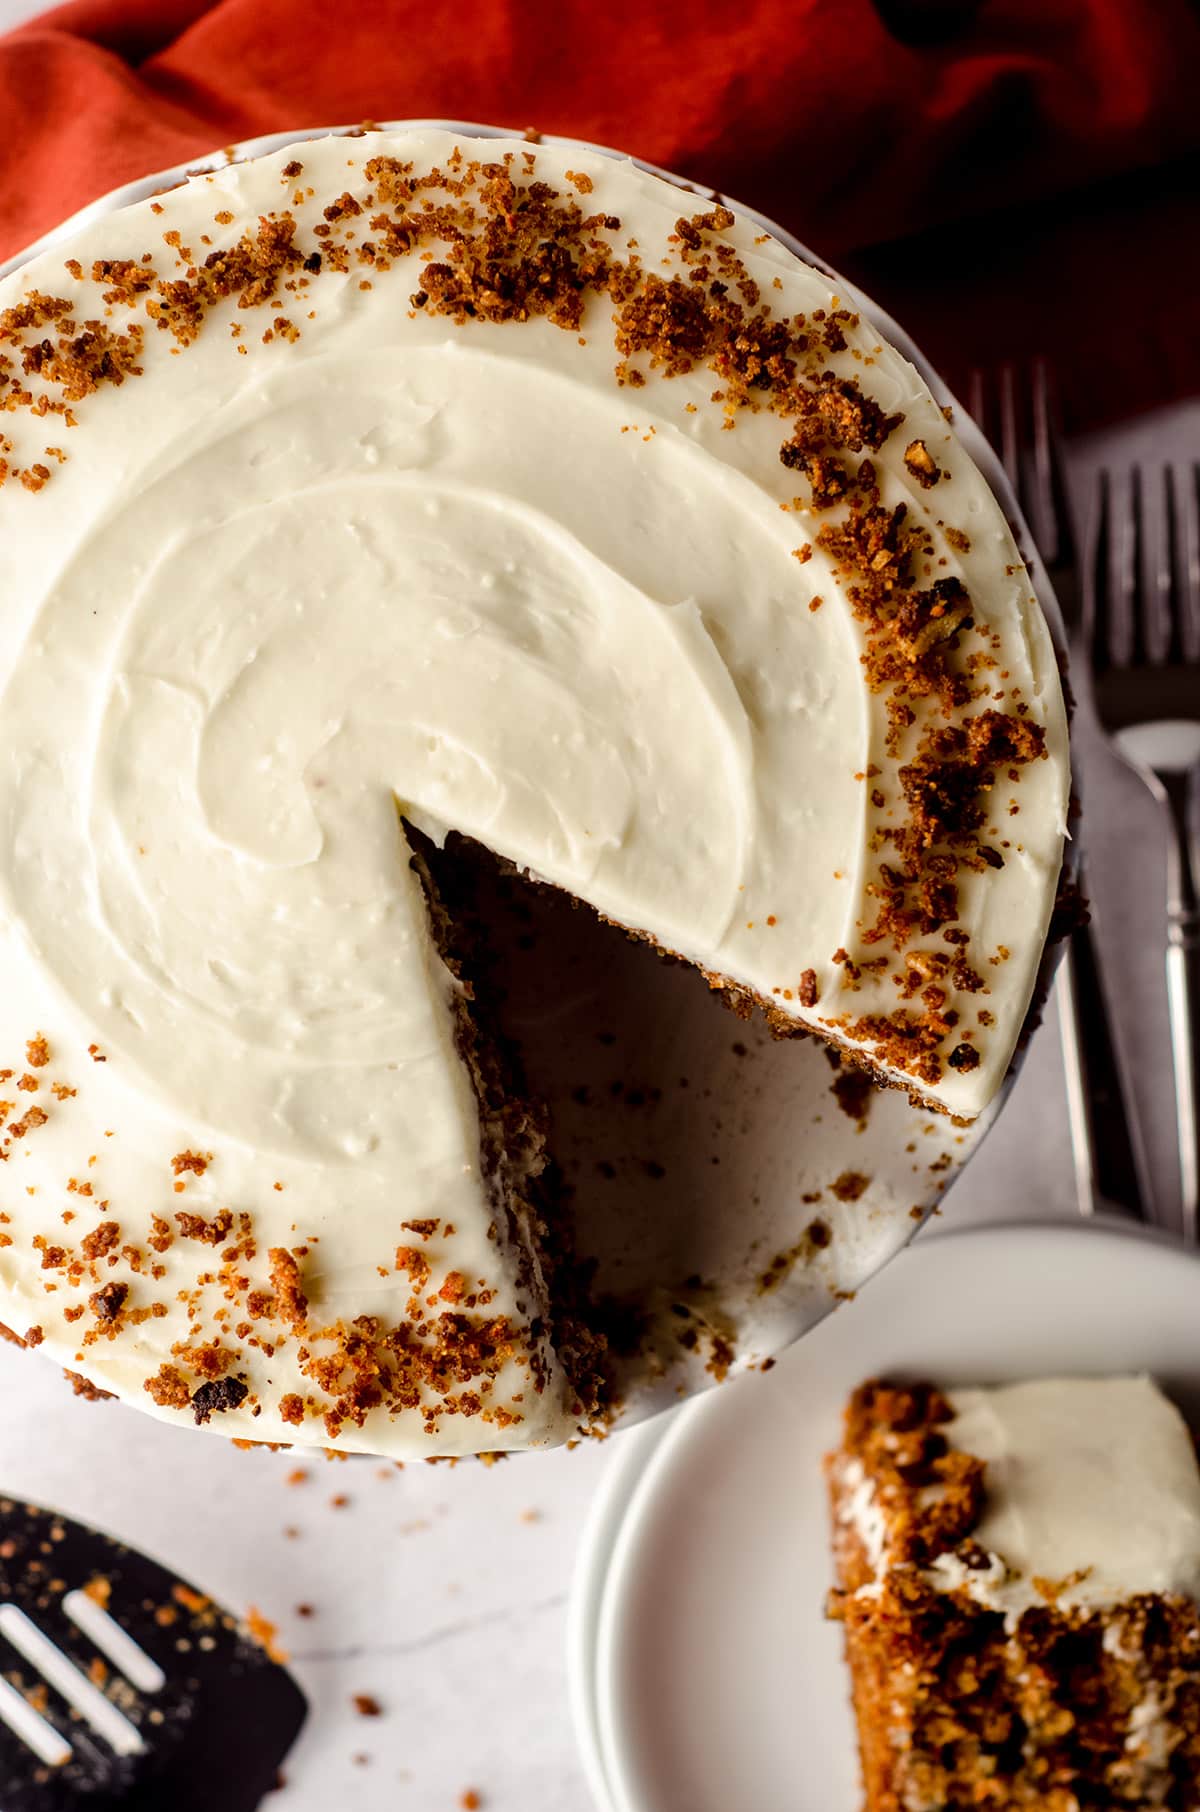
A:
[0, 1495, 306, 1809]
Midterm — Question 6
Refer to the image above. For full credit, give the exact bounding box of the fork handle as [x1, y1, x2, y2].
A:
[1163, 768, 1200, 1243]
[1058, 911, 1150, 1222]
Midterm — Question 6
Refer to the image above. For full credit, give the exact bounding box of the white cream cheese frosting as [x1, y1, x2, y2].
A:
[929, 1377, 1200, 1616]
[838, 1378, 1200, 1618]
[0, 128, 1069, 1450]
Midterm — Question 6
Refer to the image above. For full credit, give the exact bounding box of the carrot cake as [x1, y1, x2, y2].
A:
[0, 128, 1069, 1452]
[827, 1377, 1200, 1809]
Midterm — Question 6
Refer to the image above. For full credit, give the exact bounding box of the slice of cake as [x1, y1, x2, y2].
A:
[827, 1377, 1200, 1810]
[0, 126, 1069, 1452]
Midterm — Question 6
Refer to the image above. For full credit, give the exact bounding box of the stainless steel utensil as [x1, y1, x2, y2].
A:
[1083, 461, 1200, 1241]
[968, 363, 1152, 1222]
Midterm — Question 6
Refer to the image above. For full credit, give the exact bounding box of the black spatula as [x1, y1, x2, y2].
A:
[0, 1496, 307, 1809]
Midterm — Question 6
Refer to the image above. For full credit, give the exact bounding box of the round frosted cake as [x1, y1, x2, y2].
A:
[0, 128, 1069, 1454]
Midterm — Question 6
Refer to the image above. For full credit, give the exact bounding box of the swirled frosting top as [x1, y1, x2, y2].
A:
[0, 127, 1068, 1451]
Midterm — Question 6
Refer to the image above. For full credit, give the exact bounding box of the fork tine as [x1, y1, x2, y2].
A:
[1085, 467, 1112, 672]
[1030, 359, 1073, 570]
[1138, 466, 1173, 665]
[967, 368, 986, 440]
[1111, 466, 1139, 669]
[1174, 463, 1200, 664]
[998, 363, 1020, 497]
[1028, 360, 1054, 561]
[1125, 462, 1172, 668]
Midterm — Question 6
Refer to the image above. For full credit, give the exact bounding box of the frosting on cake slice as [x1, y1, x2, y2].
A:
[930, 1377, 1200, 1614]
[0, 128, 1069, 1451]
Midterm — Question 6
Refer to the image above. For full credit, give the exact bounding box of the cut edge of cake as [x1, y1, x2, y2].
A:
[404, 822, 611, 1433]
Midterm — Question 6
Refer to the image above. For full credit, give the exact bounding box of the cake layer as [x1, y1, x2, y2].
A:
[0, 128, 1069, 1448]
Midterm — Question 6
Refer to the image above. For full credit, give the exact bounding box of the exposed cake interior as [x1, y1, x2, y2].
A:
[827, 1377, 1200, 1810]
[402, 822, 609, 1425]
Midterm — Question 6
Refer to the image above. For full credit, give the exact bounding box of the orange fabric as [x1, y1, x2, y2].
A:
[0, 0, 1197, 429]
[1, 0, 1198, 264]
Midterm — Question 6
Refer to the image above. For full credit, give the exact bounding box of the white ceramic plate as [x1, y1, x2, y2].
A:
[0, 121, 1074, 1433]
[568, 1416, 675, 1811]
[571, 1219, 1200, 1812]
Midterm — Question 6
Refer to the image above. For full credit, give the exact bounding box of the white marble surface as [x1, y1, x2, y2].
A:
[0, 0, 1195, 1796]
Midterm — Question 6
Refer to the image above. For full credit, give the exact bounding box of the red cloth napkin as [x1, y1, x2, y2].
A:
[1, 0, 1198, 426]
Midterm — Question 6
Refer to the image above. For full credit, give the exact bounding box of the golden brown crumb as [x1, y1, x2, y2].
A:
[269, 1247, 309, 1334]
[245, 1606, 288, 1663]
[80, 1220, 120, 1260]
[64, 1368, 115, 1401]
[171, 1149, 209, 1177]
[174, 1207, 232, 1244]
[144, 1363, 191, 1409]
[903, 438, 942, 488]
[88, 1280, 128, 1322]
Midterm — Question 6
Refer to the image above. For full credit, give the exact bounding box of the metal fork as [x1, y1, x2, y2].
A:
[1084, 464, 1200, 1241]
[968, 364, 1152, 1224]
